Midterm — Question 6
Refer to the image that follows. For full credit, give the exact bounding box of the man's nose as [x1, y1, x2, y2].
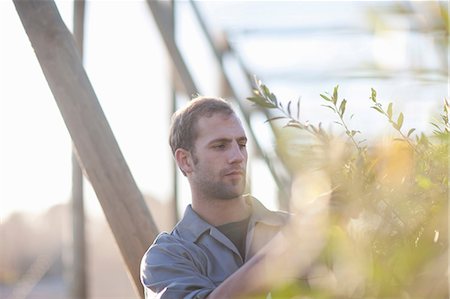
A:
[228, 142, 246, 164]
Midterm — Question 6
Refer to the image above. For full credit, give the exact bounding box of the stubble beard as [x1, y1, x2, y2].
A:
[196, 168, 247, 201]
[191, 149, 247, 201]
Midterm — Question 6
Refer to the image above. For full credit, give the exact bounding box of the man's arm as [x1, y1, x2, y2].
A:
[208, 192, 330, 299]
[141, 234, 215, 299]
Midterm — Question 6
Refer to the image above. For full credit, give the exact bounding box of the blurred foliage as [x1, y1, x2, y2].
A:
[247, 78, 448, 299]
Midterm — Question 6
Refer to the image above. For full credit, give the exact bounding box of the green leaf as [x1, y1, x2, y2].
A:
[246, 96, 276, 108]
[370, 88, 377, 102]
[268, 93, 277, 106]
[247, 96, 261, 103]
[430, 122, 441, 130]
[419, 133, 429, 145]
[332, 85, 339, 104]
[261, 85, 271, 98]
[371, 106, 384, 114]
[416, 175, 432, 189]
[320, 94, 332, 102]
[321, 104, 336, 112]
[265, 116, 287, 123]
[339, 99, 347, 117]
[407, 128, 416, 137]
[433, 130, 442, 136]
[387, 103, 393, 119]
[285, 121, 303, 129]
[349, 130, 361, 137]
[397, 112, 404, 130]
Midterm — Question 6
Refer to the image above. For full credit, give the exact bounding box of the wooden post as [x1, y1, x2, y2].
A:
[71, 152, 87, 299]
[71, 1, 87, 298]
[13, 1, 159, 298]
[169, 0, 179, 224]
[145, 0, 198, 96]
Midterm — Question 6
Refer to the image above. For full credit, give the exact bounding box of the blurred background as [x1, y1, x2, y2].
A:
[0, 1, 447, 298]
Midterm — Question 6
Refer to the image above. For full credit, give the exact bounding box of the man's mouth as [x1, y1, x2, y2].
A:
[225, 169, 244, 176]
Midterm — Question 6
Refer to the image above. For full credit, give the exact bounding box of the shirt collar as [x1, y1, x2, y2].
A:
[175, 205, 212, 243]
[246, 195, 289, 227]
[175, 195, 288, 243]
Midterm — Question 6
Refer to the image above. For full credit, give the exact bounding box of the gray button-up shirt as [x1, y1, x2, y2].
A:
[140, 196, 289, 299]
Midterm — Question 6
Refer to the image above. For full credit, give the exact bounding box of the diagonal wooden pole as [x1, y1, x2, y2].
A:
[145, 0, 198, 96]
[13, 1, 159, 298]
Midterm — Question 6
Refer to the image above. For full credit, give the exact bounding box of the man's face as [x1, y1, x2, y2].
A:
[189, 112, 248, 200]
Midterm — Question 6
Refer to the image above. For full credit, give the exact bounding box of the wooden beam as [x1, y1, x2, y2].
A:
[145, 0, 198, 96]
[71, 151, 87, 299]
[13, 1, 159, 298]
[169, 0, 180, 224]
[71, 1, 87, 298]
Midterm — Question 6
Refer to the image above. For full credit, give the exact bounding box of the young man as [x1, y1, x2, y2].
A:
[140, 96, 289, 299]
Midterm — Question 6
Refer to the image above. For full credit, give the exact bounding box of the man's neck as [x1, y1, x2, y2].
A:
[192, 195, 251, 227]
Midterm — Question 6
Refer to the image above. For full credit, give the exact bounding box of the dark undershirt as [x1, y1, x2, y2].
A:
[216, 217, 250, 259]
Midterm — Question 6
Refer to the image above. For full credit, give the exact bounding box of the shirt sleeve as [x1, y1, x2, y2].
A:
[140, 233, 216, 299]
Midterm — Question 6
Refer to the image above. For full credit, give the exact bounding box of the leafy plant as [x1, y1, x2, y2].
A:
[247, 78, 448, 299]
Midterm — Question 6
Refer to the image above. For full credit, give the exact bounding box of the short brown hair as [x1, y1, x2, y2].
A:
[169, 96, 235, 155]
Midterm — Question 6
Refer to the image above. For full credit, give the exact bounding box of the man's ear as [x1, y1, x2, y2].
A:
[174, 148, 194, 176]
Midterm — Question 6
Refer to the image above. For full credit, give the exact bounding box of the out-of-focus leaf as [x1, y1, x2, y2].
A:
[387, 103, 393, 119]
[416, 175, 432, 189]
[261, 84, 272, 98]
[332, 85, 339, 104]
[397, 112, 404, 130]
[371, 88, 377, 102]
[433, 130, 441, 135]
[339, 99, 347, 117]
[269, 92, 277, 104]
[247, 96, 277, 108]
[371, 106, 384, 114]
[322, 104, 336, 112]
[407, 128, 416, 137]
[265, 116, 287, 123]
[430, 122, 441, 130]
[285, 121, 303, 129]
[320, 94, 332, 102]
[350, 130, 361, 137]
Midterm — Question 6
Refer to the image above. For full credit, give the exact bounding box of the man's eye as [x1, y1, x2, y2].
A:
[214, 144, 225, 149]
[239, 143, 247, 148]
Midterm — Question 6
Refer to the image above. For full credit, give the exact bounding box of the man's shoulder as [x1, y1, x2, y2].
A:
[143, 231, 194, 262]
[271, 209, 291, 220]
[151, 230, 188, 249]
[248, 195, 290, 224]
